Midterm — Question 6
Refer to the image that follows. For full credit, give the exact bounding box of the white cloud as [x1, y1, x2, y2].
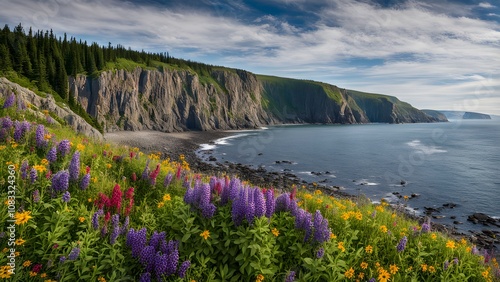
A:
[478, 2, 495, 8]
[0, 0, 499, 114]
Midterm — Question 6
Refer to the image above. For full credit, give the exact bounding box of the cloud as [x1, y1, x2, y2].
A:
[478, 2, 495, 9]
[0, 0, 499, 114]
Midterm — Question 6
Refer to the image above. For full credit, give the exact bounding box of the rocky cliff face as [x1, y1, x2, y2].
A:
[0, 77, 103, 140]
[69, 68, 276, 132]
[421, 110, 449, 122]
[68, 68, 438, 132]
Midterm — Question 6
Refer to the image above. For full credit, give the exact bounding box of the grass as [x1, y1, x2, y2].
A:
[0, 94, 498, 281]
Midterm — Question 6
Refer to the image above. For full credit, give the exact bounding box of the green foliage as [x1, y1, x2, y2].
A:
[0, 96, 497, 282]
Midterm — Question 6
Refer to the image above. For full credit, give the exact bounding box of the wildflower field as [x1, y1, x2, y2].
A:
[0, 92, 498, 281]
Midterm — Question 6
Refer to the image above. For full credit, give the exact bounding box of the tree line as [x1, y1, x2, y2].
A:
[0, 23, 217, 101]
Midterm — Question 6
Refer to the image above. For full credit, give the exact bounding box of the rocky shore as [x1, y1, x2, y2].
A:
[105, 130, 498, 257]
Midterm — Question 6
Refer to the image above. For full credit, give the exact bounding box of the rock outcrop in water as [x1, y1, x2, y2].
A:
[66, 68, 438, 132]
[439, 110, 491, 120]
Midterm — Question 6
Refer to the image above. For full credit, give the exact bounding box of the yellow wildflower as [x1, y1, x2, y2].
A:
[30, 271, 37, 277]
[88, 198, 93, 203]
[390, 264, 399, 274]
[98, 276, 106, 282]
[40, 273, 47, 278]
[341, 212, 350, 220]
[0, 145, 5, 150]
[330, 233, 337, 239]
[76, 144, 86, 151]
[157, 202, 165, 208]
[431, 233, 437, 240]
[304, 194, 313, 200]
[421, 264, 428, 272]
[41, 158, 49, 165]
[460, 238, 467, 245]
[200, 230, 210, 240]
[338, 241, 345, 252]
[44, 134, 52, 140]
[15, 238, 26, 245]
[316, 198, 323, 204]
[0, 265, 13, 279]
[379, 225, 388, 233]
[365, 245, 373, 254]
[271, 228, 279, 237]
[360, 262, 368, 269]
[428, 266, 436, 273]
[78, 217, 85, 223]
[33, 164, 47, 173]
[344, 267, 355, 279]
[446, 240, 456, 249]
[14, 211, 32, 225]
[358, 272, 365, 279]
[378, 269, 390, 282]
[403, 195, 409, 200]
[354, 211, 363, 220]
[163, 194, 171, 201]
[23, 260, 32, 267]
[106, 163, 112, 169]
[314, 189, 322, 195]
[375, 205, 384, 212]
[91, 177, 98, 183]
[256, 274, 265, 282]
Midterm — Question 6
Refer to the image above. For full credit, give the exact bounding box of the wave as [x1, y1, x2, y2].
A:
[406, 140, 447, 155]
[198, 133, 252, 151]
[354, 179, 379, 186]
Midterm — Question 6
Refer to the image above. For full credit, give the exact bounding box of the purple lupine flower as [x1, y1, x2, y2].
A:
[127, 228, 147, 258]
[313, 210, 330, 244]
[444, 260, 449, 270]
[245, 201, 256, 225]
[46, 115, 54, 124]
[62, 191, 71, 203]
[35, 124, 46, 148]
[316, 248, 325, 259]
[472, 245, 479, 255]
[92, 209, 103, 230]
[140, 246, 156, 273]
[68, 247, 80, 260]
[165, 243, 179, 276]
[13, 120, 30, 141]
[59, 256, 66, 264]
[397, 236, 408, 252]
[3, 93, 15, 108]
[101, 225, 108, 237]
[285, 271, 296, 282]
[57, 139, 71, 158]
[32, 189, 40, 203]
[47, 146, 57, 163]
[178, 260, 191, 278]
[21, 160, 29, 179]
[149, 231, 166, 250]
[110, 214, 120, 245]
[453, 257, 459, 265]
[154, 253, 168, 281]
[163, 173, 173, 188]
[264, 189, 275, 218]
[183, 188, 194, 205]
[51, 170, 70, 193]
[141, 159, 150, 180]
[201, 203, 216, 219]
[275, 193, 291, 213]
[421, 218, 431, 233]
[121, 216, 130, 235]
[1, 116, 13, 129]
[139, 272, 151, 282]
[68, 151, 80, 181]
[368, 278, 376, 282]
[228, 178, 240, 201]
[80, 173, 90, 190]
[295, 209, 313, 241]
[30, 167, 37, 184]
[254, 188, 266, 218]
[231, 190, 246, 226]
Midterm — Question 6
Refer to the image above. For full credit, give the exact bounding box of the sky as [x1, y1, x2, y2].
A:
[1, 0, 499, 115]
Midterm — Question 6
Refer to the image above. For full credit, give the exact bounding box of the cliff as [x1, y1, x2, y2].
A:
[67, 68, 438, 132]
[421, 109, 449, 122]
[439, 111, 491, 120]
[0, 77, 104, 140]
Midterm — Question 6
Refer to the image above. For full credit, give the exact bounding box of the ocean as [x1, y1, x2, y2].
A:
[198, 120, 500, 235]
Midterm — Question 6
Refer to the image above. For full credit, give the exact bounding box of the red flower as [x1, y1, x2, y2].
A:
[95, 193, 110, 209]
[32, 263, 43, 273]
[85, 166, 90, 174]
[110, 184, 123, 213]
[176, 165, 182, 179]
[104, 212, 111, 223]
[131, 172, 137, 182]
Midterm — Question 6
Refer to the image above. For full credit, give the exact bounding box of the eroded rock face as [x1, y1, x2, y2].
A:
[0, 77, 103, 141]
[69, 68, 276, 132]
[68, 68, 438, 133]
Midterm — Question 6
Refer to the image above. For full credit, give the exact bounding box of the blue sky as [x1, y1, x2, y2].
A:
[1, 0, 499, 114]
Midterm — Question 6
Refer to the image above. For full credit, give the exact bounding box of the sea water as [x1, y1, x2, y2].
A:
[199, 120, 500, 234]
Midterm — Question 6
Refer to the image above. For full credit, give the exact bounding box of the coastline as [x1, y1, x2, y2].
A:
[105, 129, 499, 256]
